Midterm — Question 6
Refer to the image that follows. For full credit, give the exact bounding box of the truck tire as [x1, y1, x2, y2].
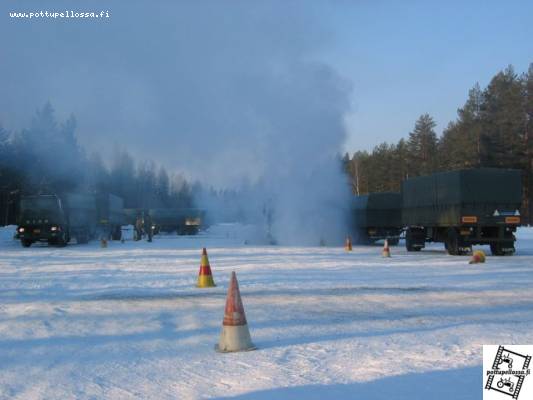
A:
[406, 228, 423, 252]
[51, 232, 68, 247]
[21, 239, 32, 248]
[446, 228, 471, 256]
[490, 242, 515, 256]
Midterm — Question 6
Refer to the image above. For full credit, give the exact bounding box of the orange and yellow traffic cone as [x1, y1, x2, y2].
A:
[345, 236, 352, 251]
[197, 248, 216, 288]
[469, 250, 486, 264]
[382, 239, 391, 257]
[216, 271, 255, 352]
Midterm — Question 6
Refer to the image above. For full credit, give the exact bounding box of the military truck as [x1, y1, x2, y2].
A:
[402, 168, 522, 255]
[352, 192, 402, 244]
[149, 208, 205, 235]
[17, 193, 125, 247]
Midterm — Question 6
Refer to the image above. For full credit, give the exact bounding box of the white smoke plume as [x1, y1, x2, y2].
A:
[0, 1, 354, 245]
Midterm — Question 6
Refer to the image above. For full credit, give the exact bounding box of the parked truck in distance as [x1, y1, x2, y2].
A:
[17, 193, 125, 247]
[402, 168, 522, 255]
[149, 208, 205, 235]
[352, 192, 402, 245]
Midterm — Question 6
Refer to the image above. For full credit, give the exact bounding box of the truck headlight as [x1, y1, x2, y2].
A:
[50, 226, 59, 232]
[18, 227, 25, 233]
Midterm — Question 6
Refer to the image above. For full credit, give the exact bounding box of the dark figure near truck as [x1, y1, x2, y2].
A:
[134, 214, 144, 241]
[144, 213, 153, 242]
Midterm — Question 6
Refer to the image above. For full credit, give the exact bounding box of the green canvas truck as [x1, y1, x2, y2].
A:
[402, 168, 522, 255]
[148, 208, 205, 235]
[17, 193, 125, 247]
[353, 192, 402, 244]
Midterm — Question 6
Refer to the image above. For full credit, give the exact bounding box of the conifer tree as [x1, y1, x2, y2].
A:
[407, 114, 438, 176]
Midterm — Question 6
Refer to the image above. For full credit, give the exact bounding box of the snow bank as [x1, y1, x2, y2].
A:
[0, 225, 16, 245]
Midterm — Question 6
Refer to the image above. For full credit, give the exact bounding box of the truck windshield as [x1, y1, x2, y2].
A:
[19, 197, 63, 223]
[21, 197, 61, 212]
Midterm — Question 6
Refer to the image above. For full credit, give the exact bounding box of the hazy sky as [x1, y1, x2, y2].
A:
[1, 0, 532, 178]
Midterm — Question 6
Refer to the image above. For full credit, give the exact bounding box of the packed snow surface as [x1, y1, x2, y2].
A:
[1, 224, 532, 399]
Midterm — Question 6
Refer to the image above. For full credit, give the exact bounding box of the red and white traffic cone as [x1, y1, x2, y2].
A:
[382, 239, 391, 257]
[216, 271, 255, 352]
[345, 236, 352, 251]
[469, 250, 486, 264]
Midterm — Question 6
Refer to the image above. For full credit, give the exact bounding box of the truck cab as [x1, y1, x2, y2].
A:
[17, 195, 69, 247]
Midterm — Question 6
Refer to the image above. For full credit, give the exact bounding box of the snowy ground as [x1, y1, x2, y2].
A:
[1, 224, 532, 399]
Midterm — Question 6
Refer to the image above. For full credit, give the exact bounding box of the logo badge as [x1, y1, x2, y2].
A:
[484, 345, 532, 399]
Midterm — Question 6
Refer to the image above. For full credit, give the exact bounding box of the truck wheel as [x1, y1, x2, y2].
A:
[406, 228, 422, 252]
[446, 229, 471, 255]
[446, 229, 459, 255]
[490, 242, 515, 256]
[21, 239, 32, 248]
[54, 233, 68, 247]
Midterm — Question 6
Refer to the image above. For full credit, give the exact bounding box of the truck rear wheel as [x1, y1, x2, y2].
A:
[406, 228, 423, 251]
[490, 242, 515, 256]
[21, 239, 32, 248]
[446, 228, 471, 256]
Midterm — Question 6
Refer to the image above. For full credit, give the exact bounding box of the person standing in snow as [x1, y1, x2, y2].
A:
[134, 213, 143, 241]
[144, 212, 153, 242]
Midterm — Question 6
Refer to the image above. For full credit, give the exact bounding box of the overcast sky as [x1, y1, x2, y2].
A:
[1, 0, 532, 183]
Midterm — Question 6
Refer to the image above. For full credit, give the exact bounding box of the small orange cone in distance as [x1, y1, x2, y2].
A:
[382, 239, 391, 257]
[469, 250, 486, 264]
[345, 236, 352, 251]
[216, 271, 255, 352]
[197, 248, 216, 288]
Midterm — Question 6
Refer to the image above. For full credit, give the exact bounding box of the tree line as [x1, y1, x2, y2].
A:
[343, 64, 533, 224]
[0, 102, 195, 224]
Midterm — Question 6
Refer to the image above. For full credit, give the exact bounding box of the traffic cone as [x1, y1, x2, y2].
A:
[216, 271, 255, 352]
[197, 248, 216, 288]
[345, 236, 352, 251]
[100, 238, 108, 248]
[382, 239, 391, 257]
[469, 250, 486, 264]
